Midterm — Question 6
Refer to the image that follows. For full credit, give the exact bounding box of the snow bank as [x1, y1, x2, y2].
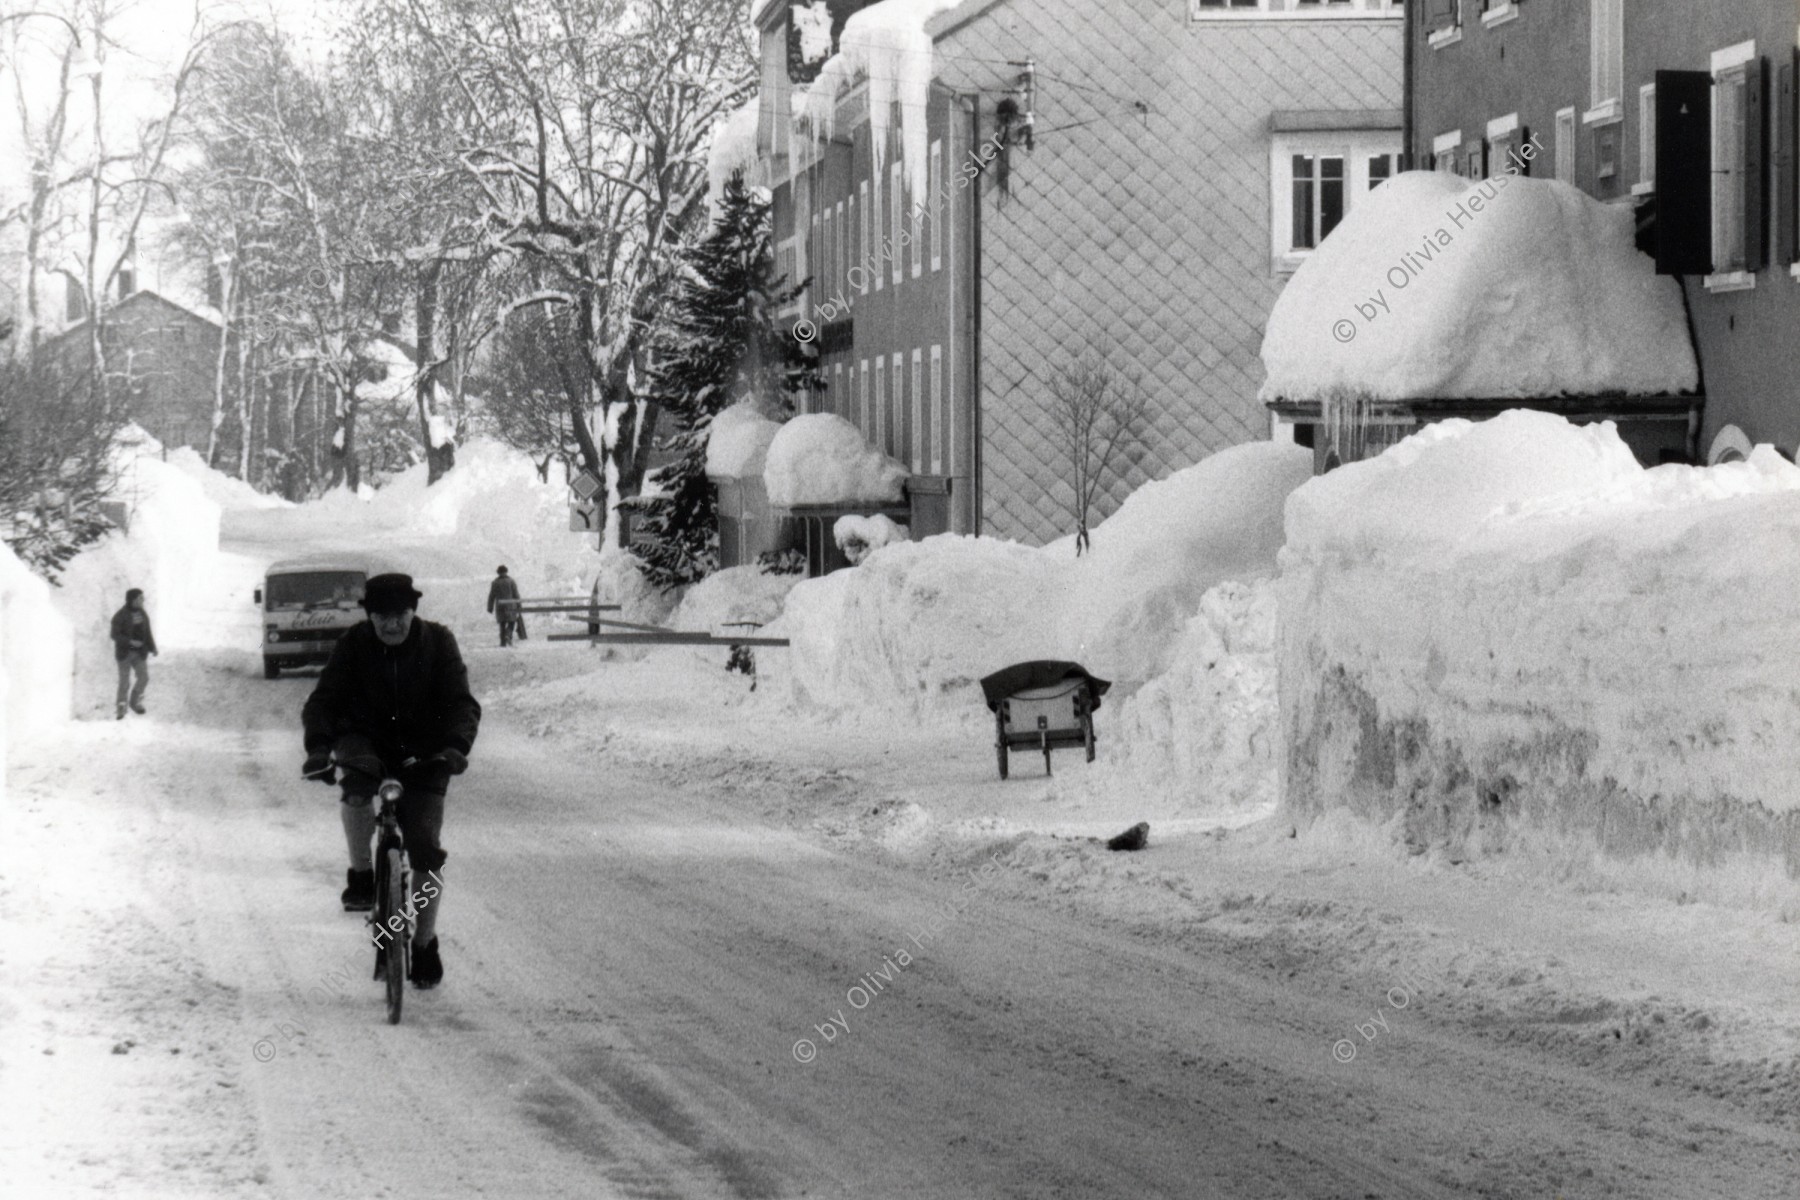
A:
[52, 443, 221, 714]
[764, 413, 907, 507]
[706, 403, 784, 480]
[669, 565, 802, 634]
[793, 0, 962, 191]
[1280, 410, 1800, 904]
[834, 513, 907, 565]
[1260, 172, 1697, 401]
[769, 441, 1311, 769]
[0, 541, 76, 768]
[773, 535, 1064, 715]
[1058, 443, 1311, 681]
[165, 446, 291, 511]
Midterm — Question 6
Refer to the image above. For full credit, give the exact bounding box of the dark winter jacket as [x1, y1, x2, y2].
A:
[109, 605, 157, 661]
[486, 574, 521, 618]
[302, 618, 481, 771]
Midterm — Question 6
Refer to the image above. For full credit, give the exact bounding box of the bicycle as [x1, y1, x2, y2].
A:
[308, 752, 436, 1025]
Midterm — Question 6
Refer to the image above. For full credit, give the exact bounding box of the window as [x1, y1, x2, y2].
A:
[833, 362, 843, 415]
[873, 358, 885, 450]
[1586, 0, 1622, 122]
[870, 175, 882, 292]
[64, 276, 86, 323]
[1636, 84, 1657, 193]
[859, 180, 870, 293]
[1486, 113, 1528, 178]
[1191, 0, 1399, 17]
[891, 352, 904, 452]
[1555, 107, 1576, 182]
[890, 162, 904, 286]
[859, 359, 869, 432]
[1426, 0, 1461, 49]
[1290, 153, 1344, 249]
[1270, 130, 1399, 270]
[1479, 0, 1515, 28]
[1432, 129, 1462, 173]
[911, 348, 924, 469]
[822, 205, 832, 294]
[929, 141, 943, 271]
[930, 345, 944, 474]
[1709, 42, 1764, 289]
[910, 173, 924, 278]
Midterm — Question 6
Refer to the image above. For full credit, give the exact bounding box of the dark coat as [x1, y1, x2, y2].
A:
[302, 618, 481, 768]
[486, 574, 521, 617]
[109, 605, 157, 661]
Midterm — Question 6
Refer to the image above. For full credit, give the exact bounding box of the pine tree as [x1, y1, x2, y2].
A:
[626, 171, 821, 590]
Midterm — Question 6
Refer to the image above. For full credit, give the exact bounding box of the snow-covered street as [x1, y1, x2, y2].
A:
[3, 496, 1797, 1199]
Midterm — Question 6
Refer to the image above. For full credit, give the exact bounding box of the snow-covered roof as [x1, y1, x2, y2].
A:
[1259, 172, 1699, 404]
[763, 412, 908, 507]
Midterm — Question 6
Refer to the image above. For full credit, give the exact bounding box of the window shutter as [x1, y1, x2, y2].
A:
[1744, 56, 1768, 272]
[1654, 70, 1712, 275]
[1514, 126, 1530, 176]
[1779, 54, 1798, 266]
[1462, 138, 1485, 179]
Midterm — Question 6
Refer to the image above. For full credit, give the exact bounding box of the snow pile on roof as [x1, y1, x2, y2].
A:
[834, 512, 907, 564]
[706, 403, 785, 480]
[669, 564, 803, 634]
[354, 339, 452, 427]
[0, 540, 76, 758]
[764, 413, 907, 507]
[706, 97, 765, 207]
[165, 447, 292, 511]
[793, 0, 961, 191]
[1260, 172, 1698, 401]
[1057, 442, 1312, 682]
[1280, 410, 1800, 897]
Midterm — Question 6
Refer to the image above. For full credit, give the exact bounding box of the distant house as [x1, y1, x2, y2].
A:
[1405, 0, 1800, 466]
[750, 0, 1403, 545]
[41, 290, 224, 450]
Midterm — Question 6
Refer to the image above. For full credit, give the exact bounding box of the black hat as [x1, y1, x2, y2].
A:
[125, 587, 144, 602]
[361, 573, 422, 613]
[496, 565, 508, 575]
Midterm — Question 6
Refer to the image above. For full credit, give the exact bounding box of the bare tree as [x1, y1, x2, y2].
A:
[1045, 338, 1151, 556]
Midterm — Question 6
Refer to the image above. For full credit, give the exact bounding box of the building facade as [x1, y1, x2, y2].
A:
[1413, 0, 1800, 464]
[755, 0, 1403, 545]
[42, 290, 224, 450]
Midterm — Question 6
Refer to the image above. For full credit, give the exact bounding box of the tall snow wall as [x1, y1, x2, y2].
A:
[1, 543, 77, 795]
[1278, 411, 1800, 905]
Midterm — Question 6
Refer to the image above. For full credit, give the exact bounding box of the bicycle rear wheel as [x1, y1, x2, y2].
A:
[383, 847, 407, 1025]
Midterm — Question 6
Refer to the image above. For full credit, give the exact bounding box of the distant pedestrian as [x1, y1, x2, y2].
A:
[110, 587, 158, 719]
[486, 565, 525, 646]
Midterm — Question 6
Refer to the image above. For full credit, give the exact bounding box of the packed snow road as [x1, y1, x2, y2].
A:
[3, 504, 1795, 1199]
[4, 640, 1795, 1198]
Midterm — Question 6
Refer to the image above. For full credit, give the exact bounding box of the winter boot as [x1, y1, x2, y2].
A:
[409, 936, 443, 989]
[129, 701, 146, 715]
[340, 868, 375, 912]
[115, 704, 126, 720]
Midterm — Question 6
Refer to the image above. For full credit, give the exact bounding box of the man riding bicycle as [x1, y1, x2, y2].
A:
[301, 572, 481, 989]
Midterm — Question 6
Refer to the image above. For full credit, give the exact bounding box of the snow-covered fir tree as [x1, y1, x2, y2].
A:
[626, 171, 820, 590]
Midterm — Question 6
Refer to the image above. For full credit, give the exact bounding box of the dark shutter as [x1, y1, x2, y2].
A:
[1745, 56, 1768, 272]
[1516, 126, 1531, 176]
[1655, 70, 1712, 275]
[1778, 54, 1797, 266]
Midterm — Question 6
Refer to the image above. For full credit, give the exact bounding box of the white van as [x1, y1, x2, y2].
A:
[257, 556, 369, 678]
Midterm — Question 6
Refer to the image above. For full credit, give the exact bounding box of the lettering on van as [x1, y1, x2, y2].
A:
[290, 609, 357, 631]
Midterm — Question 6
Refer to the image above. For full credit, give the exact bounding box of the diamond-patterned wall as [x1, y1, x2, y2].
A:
[936, 3, 1400, 545]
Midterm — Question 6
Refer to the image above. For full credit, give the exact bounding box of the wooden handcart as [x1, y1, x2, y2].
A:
[979, 661, 1111, 780]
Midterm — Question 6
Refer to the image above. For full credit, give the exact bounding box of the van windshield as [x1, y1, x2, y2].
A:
[267, 571, 365, 610]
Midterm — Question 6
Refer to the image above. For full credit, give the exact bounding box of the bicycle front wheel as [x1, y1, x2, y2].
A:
[383, 847, 407, 1025]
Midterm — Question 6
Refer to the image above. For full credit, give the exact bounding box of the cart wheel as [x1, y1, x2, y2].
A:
[1084, 716, 1095, 763]
[997, 741, 1009, 780]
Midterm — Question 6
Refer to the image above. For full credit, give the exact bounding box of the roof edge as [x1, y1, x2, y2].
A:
[1269, 108, 1404, 134]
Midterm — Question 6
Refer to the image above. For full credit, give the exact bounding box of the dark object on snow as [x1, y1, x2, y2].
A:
[981, 660, 1111, 779]
[1107, 822, 1149, 852]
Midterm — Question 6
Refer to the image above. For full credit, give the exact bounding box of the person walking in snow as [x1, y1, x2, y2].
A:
[486, 564, 525, 646]
[109, 587, 158, 719]
[300, 573, 481, 990]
